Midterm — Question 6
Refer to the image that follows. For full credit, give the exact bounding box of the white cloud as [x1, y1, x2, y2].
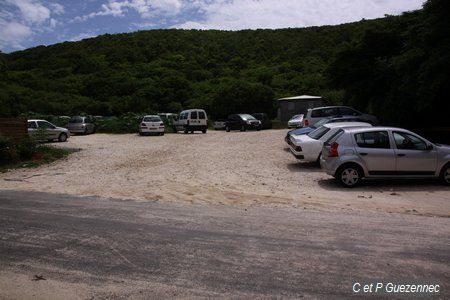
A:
[7, 0, 51, 24]
[0, 0, 65, 50]
[73, 0, 183, 22]
[175, 0, 425, 30]
[49, 2, 65, 15]
[0, 21, 33, 49]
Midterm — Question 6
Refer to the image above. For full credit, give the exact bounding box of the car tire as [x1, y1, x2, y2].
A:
[160, 132, 164, 136]
[240, 125, 246, 132]
[139, 132, 143, 136]
[439, 163, 450, 186]
[335, 164, 363, 187]
[226, 126, 230, 132]
[84, 128, 88, 135]
[316, 153, 322, 166]
[202, 128, 207, 134]
[184, 127, 188, 134]
[58, 133, 68, 142]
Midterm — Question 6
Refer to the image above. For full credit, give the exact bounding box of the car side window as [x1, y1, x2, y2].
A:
[322, 108, 338, 117]
[355, 131, 390, 149]
[190, 111, 198, 119]
[339, 107, 360, 116]
[311, 109, 322, 118]
[198, 111, 205, 119]
[27, 121, 37, 129]
[393, 132, 427, 150]
[37, 121, 54, 129]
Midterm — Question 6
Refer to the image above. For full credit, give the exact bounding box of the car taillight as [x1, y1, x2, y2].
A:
[159, 122, 164, 128]
[141, 123, 147, 127]
[304, 119, 309, 127]
[329, 142, 339, 157]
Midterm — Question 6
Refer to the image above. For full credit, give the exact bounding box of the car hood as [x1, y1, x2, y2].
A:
[436, 143, 450, 152]
[56, 127, 69, 131]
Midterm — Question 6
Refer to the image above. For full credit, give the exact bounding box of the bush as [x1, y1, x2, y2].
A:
[95, 113, 143, 133]
[18, 137, 37, 159]
[0, 135, 37, 164]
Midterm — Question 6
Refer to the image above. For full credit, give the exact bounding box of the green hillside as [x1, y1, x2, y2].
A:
[0, 0, 448, 128]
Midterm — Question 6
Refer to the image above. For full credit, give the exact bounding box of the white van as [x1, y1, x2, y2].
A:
[173, 109, 208, 134]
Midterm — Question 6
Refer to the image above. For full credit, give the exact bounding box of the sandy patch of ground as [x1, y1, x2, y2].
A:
[1, 130, 449, 216]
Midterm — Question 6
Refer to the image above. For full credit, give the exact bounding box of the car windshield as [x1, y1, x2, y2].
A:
[239, 114, 256, 120]
[69, 117, 83, 123]
[143, 116, 161, 122]
[307, 126, 331, 140]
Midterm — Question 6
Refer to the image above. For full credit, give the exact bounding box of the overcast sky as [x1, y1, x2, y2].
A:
[0, 0, 425, 53]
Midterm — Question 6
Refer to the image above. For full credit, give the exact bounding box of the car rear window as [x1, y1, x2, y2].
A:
[326, 129, 344, 144]
[355, 131, 390, 149]
[198, 111, 206, 119]
[143, 117, 161, 122]
[69, 117, 83, 123]
[307, 126, 330, 140]
[191, 111, 198, 119]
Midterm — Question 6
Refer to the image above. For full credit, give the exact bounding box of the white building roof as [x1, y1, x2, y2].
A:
[277, 95, 323, 101]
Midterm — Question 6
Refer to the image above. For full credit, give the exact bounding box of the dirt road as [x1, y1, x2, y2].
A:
[1, 130, 449, 217]
[1, 191, 449, 298]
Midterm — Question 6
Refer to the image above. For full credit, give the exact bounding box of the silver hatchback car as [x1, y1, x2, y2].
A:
[320, 127, 450, 187]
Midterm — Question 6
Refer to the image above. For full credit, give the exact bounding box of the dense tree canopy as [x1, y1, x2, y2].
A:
[0, 0, 448, 129]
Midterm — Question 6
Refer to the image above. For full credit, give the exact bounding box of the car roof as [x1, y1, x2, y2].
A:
[308, 105, 350, 110]
[143, 115, 160, 118]
[323, 122, 371, 128]
[342, 126, 412, 134]
[28, 119, 47, 122]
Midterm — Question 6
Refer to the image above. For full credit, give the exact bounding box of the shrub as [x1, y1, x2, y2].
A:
[18, 137, 37, 159]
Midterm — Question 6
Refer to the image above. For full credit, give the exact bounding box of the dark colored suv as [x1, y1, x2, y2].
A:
[225, 114, 261, 132]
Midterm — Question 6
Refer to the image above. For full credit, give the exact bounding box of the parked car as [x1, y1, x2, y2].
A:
[285, 116, 375, 145]
[67, 116, 95, 135]
[320, 127, 450, 187]
[289, 122, 372, 163]
[251, 113, 272, 129]
[302, 106, 378, 127]
[287, 114, 304, 128]
[213, 119, 227, 130]
[173, 109, 208, 134]
[27, 119, 70, 142]
[225, 114, 261, 132]
[139, 115, 165, 136]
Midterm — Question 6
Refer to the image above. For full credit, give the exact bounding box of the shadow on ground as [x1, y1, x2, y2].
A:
[318, 177, 450, 192]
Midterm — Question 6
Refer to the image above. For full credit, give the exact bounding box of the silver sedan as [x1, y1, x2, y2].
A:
[320, 127, 450, 187]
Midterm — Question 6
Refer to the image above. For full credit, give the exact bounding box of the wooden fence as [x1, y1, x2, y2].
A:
[0, 118, 28, 140]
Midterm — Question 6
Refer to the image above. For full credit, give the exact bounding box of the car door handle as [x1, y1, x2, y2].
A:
[359, 153, 368, 156]
[397, 153, 406, 157]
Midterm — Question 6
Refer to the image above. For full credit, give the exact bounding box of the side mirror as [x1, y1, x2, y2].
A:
[426, 144, 433, 151]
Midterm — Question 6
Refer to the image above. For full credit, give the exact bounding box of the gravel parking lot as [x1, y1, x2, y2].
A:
[1, 130, 449, 217]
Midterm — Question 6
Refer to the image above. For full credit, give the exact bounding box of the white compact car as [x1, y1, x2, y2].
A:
[139, 115, 165, 136]
[173, 109, 208, 134]
[289, 122, 372, 163]
[288, 114, 304, 128]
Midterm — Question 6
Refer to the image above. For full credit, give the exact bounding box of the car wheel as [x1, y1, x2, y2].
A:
[184, 127, 188, 134]
[84, 127, 88, 135]
[316, 153, 322, 165]
[240, 125, 246, 132]
[160, 132, 164, 136]
[139, 132, 144, 136]
[202, 128, 207, 134]
[226, 126, 230, 132]
[58, 133, 68, 142]
[440, 164, 450, 186]
[336, 164, 362, 187]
